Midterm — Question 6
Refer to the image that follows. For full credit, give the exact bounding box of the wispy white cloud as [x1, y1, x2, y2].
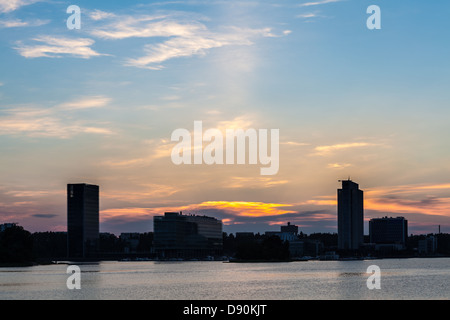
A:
[327, 163, 352, 169]
[312, 142, 377, 156]
[90, 15, 194, 40]
[0, 96, 114, 138]
[15, 36, 108, 59]
[281, 141, 310, 147]
[0, 110, 113, 138]
[127, 33, 235, 69]
[9, 10, 288, 69]
[58, 96, 112, 110]
[88, 9, 117, 21]
[0, 0, 42, 13]
[0, 18, 49, 28]
[129, 27, 276, 70]
[102, 138, 174, 168]
[299, 0, 343, 7]
[90, 13, 285, 70]
[295, 12, 328, 21]
[296, 13, 318, 18]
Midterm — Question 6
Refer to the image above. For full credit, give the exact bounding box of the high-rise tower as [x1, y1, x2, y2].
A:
[67, 183, 99, 259]
[337, 179, 364, 250]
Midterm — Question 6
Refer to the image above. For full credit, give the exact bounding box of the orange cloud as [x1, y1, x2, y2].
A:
[302, 183, 450, 218]
[225, 177, 289, 189]
[102, 184, 180, 201]
[100, 200, 296, 223]
[365, 183, 450, 197]
[196, 201, 296, 217]
[365, 198, 450, 217]
[312, 142, 378, 156]
[305, 199, 337, 206]
[222, 218, 232, 225]
[362, 182, 450, 217]
[100, 207, 156, 222]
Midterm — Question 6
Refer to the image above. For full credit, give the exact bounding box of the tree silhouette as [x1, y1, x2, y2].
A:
[0, 225, 33, 264]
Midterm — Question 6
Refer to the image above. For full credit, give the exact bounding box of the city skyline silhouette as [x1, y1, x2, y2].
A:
[2, 178, 447, 264]
[1, 1, 449, 240]
[1, 177, 449, 237]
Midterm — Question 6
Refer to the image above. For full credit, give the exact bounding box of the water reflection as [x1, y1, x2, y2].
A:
[338, 272, 365, 277]
[0, 258, 448, 300]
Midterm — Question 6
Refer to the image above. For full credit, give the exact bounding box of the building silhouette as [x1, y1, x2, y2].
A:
[120, 233, 140, 254]
[153, 212, 222, 259]
[266, 222, 299, 242]
[418, 235, 438, 255]
[281, 222, 298, 234]
[264, 222, 321, 258]
[337, 179, 364, 250]
[67, 183, 99, 259]
[369, 216, 408, 250]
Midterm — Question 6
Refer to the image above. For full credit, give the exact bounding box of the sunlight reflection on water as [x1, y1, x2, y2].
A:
[0, 258, 449, 300]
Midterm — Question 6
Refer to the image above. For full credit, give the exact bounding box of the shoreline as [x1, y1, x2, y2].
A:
[1, 255, 450, 268]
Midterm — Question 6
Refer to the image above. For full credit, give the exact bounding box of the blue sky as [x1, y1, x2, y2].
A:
[1, 0, 450, 235]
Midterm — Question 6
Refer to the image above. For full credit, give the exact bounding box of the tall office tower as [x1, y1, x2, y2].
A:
[337, 179, 364, 250]
[67, 183, 99, 259]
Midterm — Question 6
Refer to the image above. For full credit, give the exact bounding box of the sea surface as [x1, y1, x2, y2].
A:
[0, 258, 449, 300]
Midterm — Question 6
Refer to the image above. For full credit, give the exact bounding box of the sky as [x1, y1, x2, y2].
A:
[1, 0, 450, 236]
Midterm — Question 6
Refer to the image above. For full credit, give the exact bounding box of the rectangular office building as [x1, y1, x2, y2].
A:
[369, 216, 408, 246]
[67, 183, 99, 259]
[154, 212, 222, 259]
[338, 179, 364, 250]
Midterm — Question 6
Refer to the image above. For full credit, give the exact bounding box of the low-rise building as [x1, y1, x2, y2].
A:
[153, 212, 223, 259]
[369, 216, 408, 250]
[418, 236, 438, 255]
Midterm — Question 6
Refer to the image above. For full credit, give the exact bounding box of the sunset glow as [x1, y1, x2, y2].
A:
[1, 0, 449, 236]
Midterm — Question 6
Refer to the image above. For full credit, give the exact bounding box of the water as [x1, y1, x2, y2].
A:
[0, 258, 449, 300]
